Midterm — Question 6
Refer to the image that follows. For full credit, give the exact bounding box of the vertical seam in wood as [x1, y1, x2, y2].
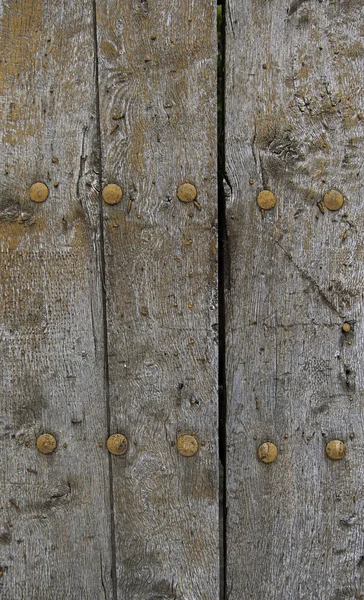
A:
[218, 1, 227, 598]
[92, 2, 118, 598]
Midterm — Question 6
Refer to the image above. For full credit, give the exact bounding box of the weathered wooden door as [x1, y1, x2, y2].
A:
[0, 1, 363, 599]
[0, 1, 218, 598]
[225, 1, 364, 598]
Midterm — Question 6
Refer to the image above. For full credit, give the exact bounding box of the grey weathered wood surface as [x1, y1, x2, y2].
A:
[0, 2, 113, 598]
[225, 1, 364, 598]
[96, 0, 219, 598]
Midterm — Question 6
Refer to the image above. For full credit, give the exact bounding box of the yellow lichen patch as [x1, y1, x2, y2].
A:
[0, 0, 42, 89]
[253, 115, 280, 149]
[0, 217, 46, 251]
[295, 61, 312, 81]
[0, 0, 43, 147]
[344, 41, 364, 61]
[129, 112, 147, 173]
[68, 217, 92, 251]
[311, 133, 330, 154]
[99, 39, 120, 60]
[107, 213, 126, 232]
[3, 101, 42, 148]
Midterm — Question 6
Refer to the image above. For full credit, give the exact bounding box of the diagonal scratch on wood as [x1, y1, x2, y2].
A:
[287, 0, 309, 17]
[227, 2, 236, 37]
[99, 552, 107, 600]
[275, 240, 342, 319]
[76, 125, 88, 203]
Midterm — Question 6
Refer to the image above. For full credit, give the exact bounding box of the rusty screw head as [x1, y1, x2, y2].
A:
[107, 433, 128, 456]
[342, 322, 351, 333]
[257, 442, 278, 463]
[177, 434, 198, 456]
[36, 433, 57, 454]
[177, 183, 197, 203]
[102, 184, 123, 205]
[323, 190, 344, 211]
[257, 190, 276, 210]
[29, 182, 49, 203]
[326, 439, 345, 460]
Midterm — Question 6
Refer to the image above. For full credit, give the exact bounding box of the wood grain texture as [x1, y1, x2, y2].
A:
[225, 1, 364, 598]
[0, 1, 113, 597]
[96, 1, 219, 598]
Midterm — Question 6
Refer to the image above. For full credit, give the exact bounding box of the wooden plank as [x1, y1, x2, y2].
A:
[0, 2, 113, 597]
[225, 0, 364, 597]
[96, 1, 219, 597]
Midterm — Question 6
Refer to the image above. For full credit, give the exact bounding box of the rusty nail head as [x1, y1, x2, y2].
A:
[102, 184, 123, 205]
[257, 190, 276, 210]
[177, 434, 198, 456]
[36, 433, 57, 454]
[107, 433, 128, 456]
[326, 439, 345, 460]
[323, 190, 344, 211]
[177, 183, 197, 203]
[342, 322, 351, 333]
[29, 182, 49, 203]
[257, 442, 278, 463]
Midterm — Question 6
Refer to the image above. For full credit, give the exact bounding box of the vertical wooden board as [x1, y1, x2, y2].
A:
[225, 1, 364, 598]
[0, 2, 113, 598]
[96, 1, 219, 598]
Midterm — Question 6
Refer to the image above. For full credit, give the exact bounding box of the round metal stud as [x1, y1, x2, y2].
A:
[102, 184, 123, 205]
[257, 442, 278, 463]
[326, 440, 345, 460]
[107, 433, 128, 456]
[177, 183, 197, 203]
[257, 190, 276, 210]
[323, 190, 344, 211]
[177, 434, 198, 456]
[36, 433, 57, 454]
[29, 182, 49, 203]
